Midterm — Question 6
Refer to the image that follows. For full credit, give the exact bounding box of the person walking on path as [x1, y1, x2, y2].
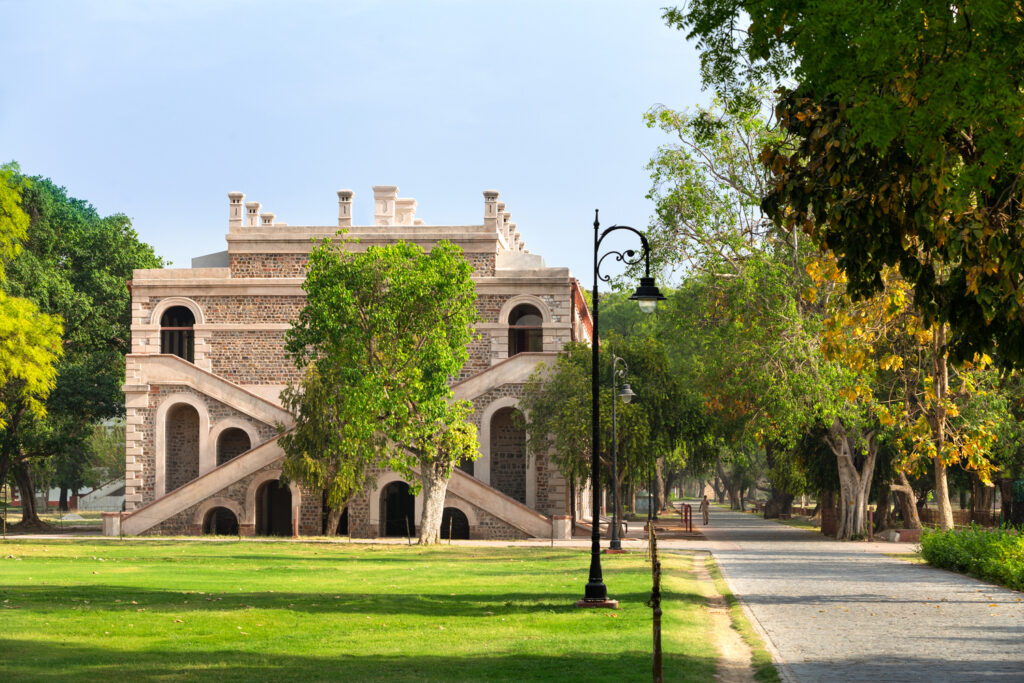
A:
[699, 494, 709, 525]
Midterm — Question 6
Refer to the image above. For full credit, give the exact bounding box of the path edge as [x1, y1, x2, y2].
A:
[706, 548, 798, 683]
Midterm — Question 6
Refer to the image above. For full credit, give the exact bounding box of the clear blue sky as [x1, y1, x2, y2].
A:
[1, 0, 706, 282]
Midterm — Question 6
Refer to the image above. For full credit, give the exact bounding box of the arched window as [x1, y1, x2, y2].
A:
[216, 428, 251, 466]
[508, 304, 543, 357]
[160, 306, 195, 362]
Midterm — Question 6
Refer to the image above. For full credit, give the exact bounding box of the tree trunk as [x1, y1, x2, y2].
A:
[875, 481, 892, 531]
[713, 474, 726, 504]
[891, 472, 921, 529]
[931, 326, 955, 530]
[418, 461, 450, 545]
[933, 457, 954, 530]
[654, 457, 666, 518]
[570, 480, 577, 534]
[764, 489, 794, 519]
[325, 505, 344, 537]
[13, 463, 45, 529]
[825, 418, 879, 540]
[59, 487, 69, 513]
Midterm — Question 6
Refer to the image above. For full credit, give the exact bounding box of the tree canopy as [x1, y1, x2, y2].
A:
[0, 164, 161, 526]
[669, 1, 1024, 368]
[283, 237, 480, 544]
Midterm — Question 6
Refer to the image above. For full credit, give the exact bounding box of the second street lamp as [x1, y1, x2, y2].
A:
[608, 354, 635, 553]
[578, 210, 666, 609]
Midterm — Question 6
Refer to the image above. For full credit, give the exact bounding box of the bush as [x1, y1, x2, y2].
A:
[920, 525, 1024, 591]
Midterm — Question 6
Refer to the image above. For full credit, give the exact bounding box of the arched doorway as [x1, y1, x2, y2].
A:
[380, 481, 415, 537]
[490, 407, 527, 504]
[441, 507, 470, 540]
[508, 304, 543, 357]
[216, 428, 251, 466]
[202, 507, 239, 535]
[160, 306, 195, 362]
[165, 403, 200, 492]
[255, 480, 292, 536]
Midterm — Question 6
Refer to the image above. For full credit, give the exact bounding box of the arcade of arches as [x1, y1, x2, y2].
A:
[490, 407, 527, 504]
[165, 403, 199, 492]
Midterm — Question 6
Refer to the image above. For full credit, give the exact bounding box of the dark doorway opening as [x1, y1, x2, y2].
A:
[381, 481, 415, 537]
[160, 306, 195, 362]
[255, 480, 292, 536]
[441, 507, 470, 540]
[202, 507, 239, 535]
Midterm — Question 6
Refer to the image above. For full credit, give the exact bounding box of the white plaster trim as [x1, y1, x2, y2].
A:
[154, 394, 211, 498]
[192, 496, 244, 528]
[148, 296, 206, 326]
[498, 294, 553, 325]
[209, 418, 261, 465]
[368, 472, 423, 532]
[244, 469, 302, 527]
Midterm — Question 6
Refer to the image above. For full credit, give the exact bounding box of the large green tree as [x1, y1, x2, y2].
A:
[670, 1, 1024, 368]
[1, 167, 161, 526]
[284, 238, 480, 545]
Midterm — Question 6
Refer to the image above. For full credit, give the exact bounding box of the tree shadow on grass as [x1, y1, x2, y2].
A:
[0, 584, 692, 617]
[0, 638, 716, 682]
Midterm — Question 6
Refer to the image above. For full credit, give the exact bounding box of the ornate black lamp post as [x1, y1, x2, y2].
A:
[608, 354, 634, 552]
[578, 210, 665, 608]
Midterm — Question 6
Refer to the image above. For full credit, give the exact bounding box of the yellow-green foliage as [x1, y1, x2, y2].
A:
[0, 165, 63, 426]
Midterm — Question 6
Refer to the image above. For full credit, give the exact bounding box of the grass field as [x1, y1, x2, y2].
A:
[0, 540, 719, 681]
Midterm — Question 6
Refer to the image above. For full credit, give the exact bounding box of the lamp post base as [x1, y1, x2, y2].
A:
[575, 598, 620, 609]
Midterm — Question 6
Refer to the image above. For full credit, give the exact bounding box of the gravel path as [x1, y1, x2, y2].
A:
[692, 504, 1024, 682]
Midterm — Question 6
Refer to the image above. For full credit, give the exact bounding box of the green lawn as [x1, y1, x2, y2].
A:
[0, 540, 718, 681]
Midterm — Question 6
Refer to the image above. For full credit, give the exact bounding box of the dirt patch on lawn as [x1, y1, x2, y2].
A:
[694, 557, 756, 683]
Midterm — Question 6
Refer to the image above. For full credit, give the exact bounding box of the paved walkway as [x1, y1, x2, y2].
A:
[685, 504, 1024, 682]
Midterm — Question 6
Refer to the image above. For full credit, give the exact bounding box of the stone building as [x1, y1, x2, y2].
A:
[104, 186, 593, 540]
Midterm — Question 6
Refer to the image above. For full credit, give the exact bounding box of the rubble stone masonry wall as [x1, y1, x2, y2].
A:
[193, 295, 305, 324]
[209, 330, 302, 385]
[132, 385, 278, 507]
[230, 253, 309, 278]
